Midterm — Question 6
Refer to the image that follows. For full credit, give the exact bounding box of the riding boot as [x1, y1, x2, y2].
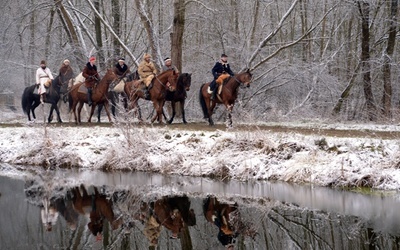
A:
[211, 88, 217, 100]
[144, 87, 150, 100]
[87, 88, 93, 106]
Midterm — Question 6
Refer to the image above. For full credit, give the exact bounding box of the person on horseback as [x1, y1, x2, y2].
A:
[35, 60, 54, 103]
[82, 56, 99, 106]
[210, 53, 234, 100]
[138, 53, 157, 100]
[59, 59, 74, 81]
[114, 57, 131, 78]
[162, 57, 179, 74]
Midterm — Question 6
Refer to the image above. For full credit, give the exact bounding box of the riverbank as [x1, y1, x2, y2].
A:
[1, 120, 400, 190]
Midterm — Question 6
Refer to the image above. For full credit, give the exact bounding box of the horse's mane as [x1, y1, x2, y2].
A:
[157, 69, 175, 78]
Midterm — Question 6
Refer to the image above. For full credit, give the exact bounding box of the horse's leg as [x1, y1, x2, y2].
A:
[87, 104, 96, 123]
[97, 104, 103, 123]
[103, 102, 113, 123]
[168, 101, 176, 124]
[77, 102, 84, 124]
[32, 101, 40, 120]
[181, 100, 187, 124]
[54, 103, 63, 123]
[48, 105, 54, 123]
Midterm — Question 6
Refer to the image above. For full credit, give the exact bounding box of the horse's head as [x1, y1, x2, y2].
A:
[178, 73, 192, 91]
[169, 208, 184, 238]
[103, 69, 119, 85]
[166, 70, 179, 92]
[237, 69, 252, 88]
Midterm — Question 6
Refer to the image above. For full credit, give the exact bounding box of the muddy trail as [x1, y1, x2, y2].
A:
[1, 121, 399, 139]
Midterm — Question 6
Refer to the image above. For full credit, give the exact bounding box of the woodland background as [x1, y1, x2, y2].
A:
[1, 0, 399, 123]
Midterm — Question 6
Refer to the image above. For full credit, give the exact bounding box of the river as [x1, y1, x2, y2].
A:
[0, 165, 399, 249]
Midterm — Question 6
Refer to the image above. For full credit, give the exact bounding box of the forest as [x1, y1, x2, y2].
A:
[1, 0, 399, 123]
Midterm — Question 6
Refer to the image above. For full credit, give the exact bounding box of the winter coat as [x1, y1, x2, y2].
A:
[114, 63, 131, 77]
[82, 62, 99, 88]
[138, 60, 157, 79]
[212, 61, 234, 79]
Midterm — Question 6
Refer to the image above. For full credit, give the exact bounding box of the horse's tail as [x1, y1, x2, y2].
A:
[199, 83, 209, 119]
[21, 86, 32, 114]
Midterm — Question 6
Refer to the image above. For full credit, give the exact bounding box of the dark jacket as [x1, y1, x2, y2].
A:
[82, 63, 99, 88]
[212, 61, 234, 79]
[114, 63, 131, 77]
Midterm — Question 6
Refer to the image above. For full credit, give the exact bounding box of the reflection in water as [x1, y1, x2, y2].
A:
[1, 170, 400, 249]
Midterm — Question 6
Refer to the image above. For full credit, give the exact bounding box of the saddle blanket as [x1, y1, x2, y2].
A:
[78, 84, 88, 94]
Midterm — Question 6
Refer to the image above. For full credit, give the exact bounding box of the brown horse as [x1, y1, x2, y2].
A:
[203, 196, 239, 248]
[135, 195, 196, 244]
[70, 185, 122, 236]
[199, 69, 252, 127]
[124, 70, 179, 123]
[68, 69, 118, 124]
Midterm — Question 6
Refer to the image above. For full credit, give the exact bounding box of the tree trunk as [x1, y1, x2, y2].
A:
[381, 0, 398, 118]
[358, 1, 376, 121]
[112, 0, 121, 57]
[45, 7, 55, 59]
[94, 0, 104, 68]
[171, 0, 185, 71]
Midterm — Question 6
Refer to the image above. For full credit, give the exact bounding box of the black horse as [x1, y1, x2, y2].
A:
[164, 73, 192, 124]
[97, 71, 139, 122]
[21, 74, 72, 123]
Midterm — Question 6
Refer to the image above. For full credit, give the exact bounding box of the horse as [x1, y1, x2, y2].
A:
[199, 70, 252, 127]
[97, 71, 140, 122]
[68, 69, 118, 124]
[70, 185, 122, 236]
[135, 195, 196, 243]
[203, 196, 239, 247]
[124, 70, 179, 123]
[164, 73, 192, 124]
[21, 73, 73, 123]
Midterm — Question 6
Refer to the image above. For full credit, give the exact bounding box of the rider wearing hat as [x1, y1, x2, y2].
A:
[82, 56, 99, 106]
[162, 57, 179, 74]
[210, 53, 234, 100]
[138, 53, 157, 100]
[114, 57, 131, 78]
[36, 60, 54, 104]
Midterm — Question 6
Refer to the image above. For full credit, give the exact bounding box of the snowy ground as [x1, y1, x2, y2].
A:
[1, 107, 400, 190]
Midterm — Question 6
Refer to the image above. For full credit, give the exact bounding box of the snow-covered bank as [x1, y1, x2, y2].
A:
[1, 121, 400, 190]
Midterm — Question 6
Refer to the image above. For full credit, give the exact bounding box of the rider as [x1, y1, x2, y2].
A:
[59, 59, 74, 80]
[138, 53, 157, 100]
[114, 57, 131, 78]
[82, 56, 99, 106]
[35, 60, 54, 103]
[162, 57, 179, 74]
[210, 53, 234, 100]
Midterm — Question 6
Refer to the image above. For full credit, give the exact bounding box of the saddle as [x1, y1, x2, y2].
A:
[78, 84, 89, 94]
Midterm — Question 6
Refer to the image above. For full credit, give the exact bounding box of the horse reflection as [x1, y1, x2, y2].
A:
[203, 196, 239, 249]
[70, 185, 122, 237]
[134, 195, 196, 247]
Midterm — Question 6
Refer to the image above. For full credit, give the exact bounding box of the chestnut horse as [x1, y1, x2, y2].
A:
[199, 70, 252, 127]
[124, 70, 178, 123]
[165, 73, 192, 124]
[203, 196, 239, 247]
[68, 69, 118, 124]
[135, 195, 196, 242]
[70, 185, 122, 236]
